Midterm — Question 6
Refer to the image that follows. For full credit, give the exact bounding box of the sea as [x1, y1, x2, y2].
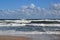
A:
[0, 26, 60, 32]
[0, 26, 59, 40]
[0, 26, 60, 40]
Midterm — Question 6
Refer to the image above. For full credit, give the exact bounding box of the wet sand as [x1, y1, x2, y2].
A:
[51, 34, 60, 40]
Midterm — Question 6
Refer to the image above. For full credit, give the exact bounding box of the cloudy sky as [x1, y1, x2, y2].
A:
[0, 0, 60, 19]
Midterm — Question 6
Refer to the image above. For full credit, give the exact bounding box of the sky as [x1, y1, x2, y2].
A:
[0, 0, 60, 9]
[0, 0, 60, 19]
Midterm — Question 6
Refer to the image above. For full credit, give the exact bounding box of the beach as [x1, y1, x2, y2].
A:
[0, 36, 30, 40]
[0, 34, 60, 40]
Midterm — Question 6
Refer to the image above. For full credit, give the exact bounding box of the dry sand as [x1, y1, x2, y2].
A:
[0, 36, 30, 40]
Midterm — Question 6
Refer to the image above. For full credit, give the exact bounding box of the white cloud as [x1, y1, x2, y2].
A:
[50, 3, 60, 10]
[0, 3, 60, 19]
[29, 3, 35, 9]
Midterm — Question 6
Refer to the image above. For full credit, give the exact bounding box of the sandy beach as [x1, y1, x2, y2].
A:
[0, 34, 60, 40]
[0, 36, 30, 40]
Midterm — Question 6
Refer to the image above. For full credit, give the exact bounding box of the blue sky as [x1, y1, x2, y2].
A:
[0, 0, 60, 9]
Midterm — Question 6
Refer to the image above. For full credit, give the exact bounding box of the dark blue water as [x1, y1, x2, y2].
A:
[0, 26, 60, 31]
